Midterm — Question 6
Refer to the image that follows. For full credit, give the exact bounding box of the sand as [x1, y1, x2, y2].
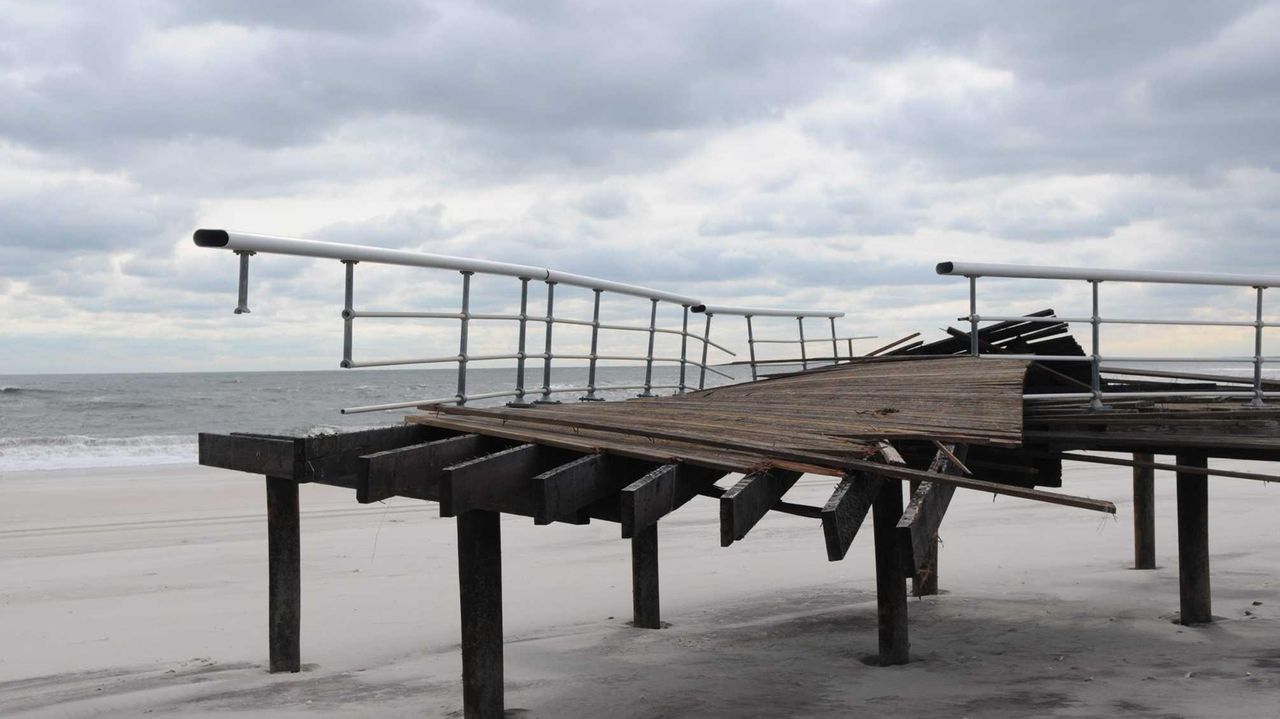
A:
[1, 460, 1278, 718]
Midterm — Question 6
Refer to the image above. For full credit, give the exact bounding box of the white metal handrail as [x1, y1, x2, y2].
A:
[193, 229, 853, 411]
[691, 303, 874, 379]
[937, 261, 1277, 408]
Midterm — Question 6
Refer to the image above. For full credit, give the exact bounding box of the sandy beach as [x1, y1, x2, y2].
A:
[1, 460, 1277, 717]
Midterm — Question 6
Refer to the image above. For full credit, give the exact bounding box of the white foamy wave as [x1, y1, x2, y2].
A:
[0, 435, 198, 472]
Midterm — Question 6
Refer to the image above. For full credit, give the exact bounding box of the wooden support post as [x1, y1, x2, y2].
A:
[1133, 451, 1156, 570]
[1176, 454, 1211, 625]
[909, 481, 939, 597]
[631, 524, 661, 629]
[457, 510, 504, 718]
[266, 475, 301, 673]
[872, 480, 909, 666]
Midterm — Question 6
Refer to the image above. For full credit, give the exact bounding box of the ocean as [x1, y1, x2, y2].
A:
[0, 366, 746, 472]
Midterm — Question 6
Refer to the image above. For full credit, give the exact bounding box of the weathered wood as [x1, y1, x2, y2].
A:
[266, 476, 300, 673]
[631, 524, 661, 629]
[1176, 454, 1211, 625]
[896, 445, 968, 588]
[872, 481, 909, 665]
[534, 454, 653, 525]
[200, 433, 295, 477]
[820, 472, 884, 561]
[1133, 452, 1156, 570]
[440, 444, 578, 518]
[300, 425, 441, 488]
[358, 434, 505, 503]
[457, 510, 503, 718]
[720, 470, 802, 547]
[1052, 450, 1280, 484]
[620, 464, 724, 538]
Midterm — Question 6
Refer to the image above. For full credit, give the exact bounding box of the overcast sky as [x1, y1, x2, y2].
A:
[2, 0, 1278, 374]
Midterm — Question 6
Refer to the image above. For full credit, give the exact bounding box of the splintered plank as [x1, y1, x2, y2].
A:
[620, 464, 725, 538]
[720, 470, 802, 547]
[358, 434, 508, 504]
[820, 472, 884, 561]
[896, 445, 967, 577]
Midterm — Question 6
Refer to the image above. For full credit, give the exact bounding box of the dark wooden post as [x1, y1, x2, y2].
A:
[631, 524, 661, 628]
[457, 510, 504, 718]
[1133, 452, 1156, 570]
[266, 475, 301, 673]
[1175, 454, 1211, 625]
[872, 481, 909, 665]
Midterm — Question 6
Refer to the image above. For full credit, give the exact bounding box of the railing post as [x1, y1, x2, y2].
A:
[539, 281, 556, 403]
[584, 289, 603, 401]
[678, 305, 690, 394]
[514, 278, 530, 404]
[746, 316, 758, 381]
[829, 317, 839, 363]
[234, 250, 254, 315]
[797, 316, 808, 370]
[968, 276, 979, 356]
[847, 337, 853, 359]
[639, 298, 658, 397]
[1251, 286, 1265, 408]
[1089, 280, 1106, 410]
[341, 260, 357, 368]
[699, 313, 713, 390]
[457, 271, 473, 405]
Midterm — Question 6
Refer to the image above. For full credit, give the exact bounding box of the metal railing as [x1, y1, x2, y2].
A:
[693, 304, 874, 380]
[936, 261, 1280, 409]
[193, 230, 852, 412]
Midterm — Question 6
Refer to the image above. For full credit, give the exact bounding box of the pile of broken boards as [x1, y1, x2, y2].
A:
[404, 312, 1124, 573]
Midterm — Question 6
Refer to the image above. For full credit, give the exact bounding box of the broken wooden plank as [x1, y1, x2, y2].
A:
[820, 471, 884, 561]
[895, 444, 968, 580]
[720, 470, 802, 547]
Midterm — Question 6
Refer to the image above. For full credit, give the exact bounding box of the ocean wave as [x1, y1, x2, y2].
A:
[0, 434, 197, 472]
[0, 387, 63, 396]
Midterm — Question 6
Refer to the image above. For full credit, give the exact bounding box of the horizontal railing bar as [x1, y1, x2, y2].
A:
[195, 229, 702, 304]
[552, 318, 737, 355]
[350, 310, 465, 319]
[1025, 391, 1280, 401]
[938, 261, 1280, 288]
[972, 314, 1259, 328]
[340, 390, 524, 414]
[344, 355, 462, 368]
[693, 303, 844, 318]
[751, 335, 877, 344]
[1102, 356, 1258, 363]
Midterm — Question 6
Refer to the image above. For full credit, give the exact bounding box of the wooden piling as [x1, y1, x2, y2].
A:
[872, 481, 909, 665]
[1133, 452, 1156, 570]
[631, 524, 661, 629]
[457, 510, 504, 718]
[1175, 454, 1211, 625]
[266, 475, 301, 673]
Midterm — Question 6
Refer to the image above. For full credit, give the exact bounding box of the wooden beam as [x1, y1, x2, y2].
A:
[873, 480, 909, 666]
[440, 444, 579, 518]
[895, 444, 968, 594]
[199, 433, 295, 477]
[457, 510, 503, 718]
[358, 434, 507, 503]
[1176, 454, 1211, 625]
[820, 472, 883, 561]
[299, 425, 443, 488]
[620, 464, 723, 538]
[1051, 451, 1280, 484]
[266, 476, 300, 673]
[631, 525, 661, 629]
[534, 454, 654, 525]
[1133, 452, 1156, 570]
[719, 470, 802, 547]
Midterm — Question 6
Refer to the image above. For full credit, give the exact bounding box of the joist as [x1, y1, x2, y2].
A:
[820, 471, 884, 561]
[199, 433, 295, 477]
[440, 444, 581, 518]
[298, 425, 442, 488]
[896, 444, 968, 580]
[358, 434, 510, 503]
[534, 453, 655, 525]
[720, 470, 802, 547]
[620, 464, 724, 539]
